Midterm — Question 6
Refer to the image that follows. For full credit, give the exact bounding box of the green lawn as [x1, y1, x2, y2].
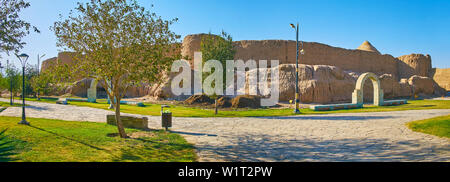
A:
[407, 115, 450, 138]
[9, 97, 450, 117]
[0, 116, 196, 162]
[0, 101, 25, 107]
[53, 99, 450, 117]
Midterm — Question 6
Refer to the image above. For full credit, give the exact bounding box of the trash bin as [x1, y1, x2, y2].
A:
[161, 105, 172, 131]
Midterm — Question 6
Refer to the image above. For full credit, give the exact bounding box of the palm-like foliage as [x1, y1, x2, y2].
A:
[0, 129, 15, 162]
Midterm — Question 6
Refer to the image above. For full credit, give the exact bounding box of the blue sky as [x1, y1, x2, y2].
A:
[3, 0, 450, 69]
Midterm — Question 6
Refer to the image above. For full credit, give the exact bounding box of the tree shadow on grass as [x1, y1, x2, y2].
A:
[27, 125, 108, 152]
[112, 134, 196, 162]
[27, 125, 127, 161]
[197, 134, 450, 162]
[409, 105, 435, 108]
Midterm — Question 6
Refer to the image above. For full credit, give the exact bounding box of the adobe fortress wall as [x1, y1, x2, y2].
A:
[432, 68, 450, 91]
[40, 33, 447, 102]
[43, 33, 434, 81]
[181, 34, 432, 80]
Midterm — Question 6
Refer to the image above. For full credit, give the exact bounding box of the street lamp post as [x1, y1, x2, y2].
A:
[6, 60, 13, 105]
[16, 53, 30, 125]
[36, 54, 45, 101]
[0, 62, 3, 89]
[290, 23, 304, 114]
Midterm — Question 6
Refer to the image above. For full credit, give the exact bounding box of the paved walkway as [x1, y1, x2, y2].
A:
[1, 98, 449, 162]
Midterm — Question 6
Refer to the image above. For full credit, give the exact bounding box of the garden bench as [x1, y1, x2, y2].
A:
[106, 115, 149, 130]
[107, 99, 145, 107]
[56, 98, 68, 105]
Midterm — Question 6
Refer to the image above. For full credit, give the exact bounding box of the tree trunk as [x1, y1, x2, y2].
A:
[215, 98, 218, 115]
[114, 98, 127, 138]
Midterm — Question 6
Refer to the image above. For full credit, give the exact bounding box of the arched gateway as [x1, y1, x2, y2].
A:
[352, 72, 384, 107]
[310, 72, 406, 111]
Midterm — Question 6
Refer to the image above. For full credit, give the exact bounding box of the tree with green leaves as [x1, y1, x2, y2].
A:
[0, 0, 39, 56]
[200, 31, 236, 114]
[0, 64, 21, 103]
[51, 0, 180, 138]
[19, 64, 37, 97]
[30, 69, 51, 100]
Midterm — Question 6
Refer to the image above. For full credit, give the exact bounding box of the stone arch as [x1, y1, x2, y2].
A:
[87, 79, 98, 103]
[352, 72, 384, 106]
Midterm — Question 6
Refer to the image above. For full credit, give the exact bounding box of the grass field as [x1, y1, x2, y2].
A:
[0, 101, 25, 107]
[9, 97, 450, 117]
[0, 116, 196, 162]
[407, 115, 450, 138]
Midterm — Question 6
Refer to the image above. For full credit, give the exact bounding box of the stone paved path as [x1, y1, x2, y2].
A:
[1, 98, 449, 162]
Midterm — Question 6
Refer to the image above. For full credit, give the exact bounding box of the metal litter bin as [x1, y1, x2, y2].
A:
[161, 105, 172, 131]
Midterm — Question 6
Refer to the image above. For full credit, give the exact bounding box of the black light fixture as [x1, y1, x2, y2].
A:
[16, 53, 30, 125]
[290, 23, 296, 29]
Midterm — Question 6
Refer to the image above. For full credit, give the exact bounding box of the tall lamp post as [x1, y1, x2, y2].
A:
[36, 54, 45, 101]
[16, 53, 30, 125]
[290, 23, 304, 114]
[0, 62, 3, 84]
[6, 60, 13, 105]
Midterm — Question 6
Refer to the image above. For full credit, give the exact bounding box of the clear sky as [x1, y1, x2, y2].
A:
[2, 0, 450, 69]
